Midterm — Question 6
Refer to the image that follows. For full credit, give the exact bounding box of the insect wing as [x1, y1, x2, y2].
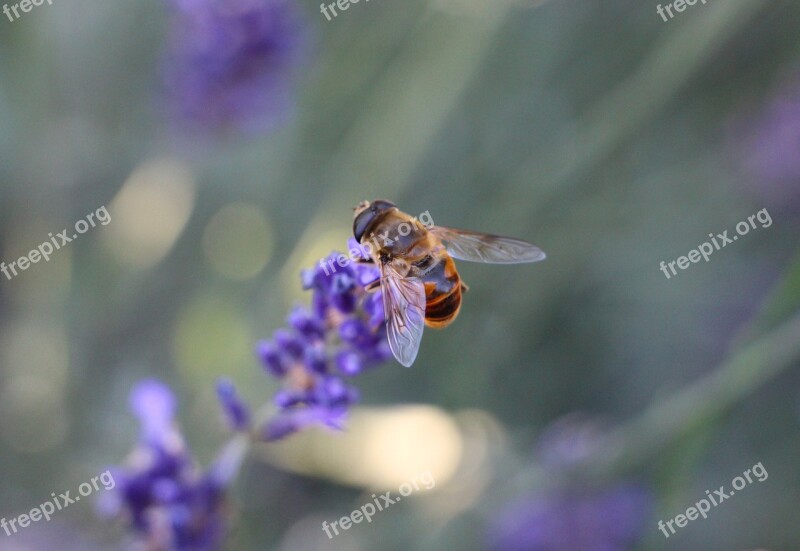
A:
[380, 262, 426, 367]
[429, 225, 546, 264]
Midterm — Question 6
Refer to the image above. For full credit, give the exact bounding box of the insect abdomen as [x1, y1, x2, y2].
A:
[424, 285, 462, 328]
[421, 256, 462, 328]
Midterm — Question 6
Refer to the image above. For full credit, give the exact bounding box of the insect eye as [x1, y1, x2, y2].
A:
[353, 200, 397, 241]
[353, 210, 374, 242]
[370, 200, 396, 212]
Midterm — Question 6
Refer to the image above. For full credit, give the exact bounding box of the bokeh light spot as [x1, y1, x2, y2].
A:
[0, 376, 68, 454]
[103, 159, 196, 270]
[261, 405, 464, 491]
[203, 203, 273, 280]
[173, 294, 253, 390]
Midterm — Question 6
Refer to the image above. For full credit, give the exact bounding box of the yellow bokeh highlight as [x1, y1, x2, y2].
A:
[1, 217, 73, 305]
[103, 159, 196, 270]
[260, 405, 464, 491]
[173, 294, 253, 390]
[203, 203, 273, 280]
[0, 375, 68, 454]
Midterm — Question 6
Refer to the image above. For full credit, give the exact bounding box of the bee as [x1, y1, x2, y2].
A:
[353, 199, 545, 367]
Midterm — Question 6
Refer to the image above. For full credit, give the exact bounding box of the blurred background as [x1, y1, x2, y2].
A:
[1, 0, 800, 549]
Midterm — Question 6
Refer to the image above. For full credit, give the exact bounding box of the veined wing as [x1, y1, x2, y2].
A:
[429, 225, 546, 264]
[380, 262, 426, 367]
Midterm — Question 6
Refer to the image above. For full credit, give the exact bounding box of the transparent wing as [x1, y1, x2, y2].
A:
[429, 226, 546, 264]
[380, 262, 426, 367]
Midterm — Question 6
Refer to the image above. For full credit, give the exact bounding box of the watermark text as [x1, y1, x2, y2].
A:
[659, 208, 771, 280]
[1, 205, 111, 282]
[2, 470, 116, 537]
[658, 461, 767, 538]
[322, 471, 435, 538]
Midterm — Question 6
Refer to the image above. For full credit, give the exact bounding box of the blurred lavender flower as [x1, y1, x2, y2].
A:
[163, 0, 309, 135]
[216, 378, 251, 432]
[534, 414, 608, 470]
[256, 240, 393, 440]
[736, 74, 800, 212]
[101, 380, 242, 551]
[487, 484, 651, 551]
[7, 524, 105, 551]
[487, 416, 651, 551]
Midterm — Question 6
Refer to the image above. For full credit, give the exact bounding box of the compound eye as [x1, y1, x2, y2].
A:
[370, 199, 396, 212]
[353, 209, 374, 242]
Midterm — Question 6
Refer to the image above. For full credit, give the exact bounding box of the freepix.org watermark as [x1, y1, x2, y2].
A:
[319, 209, 434, 277]
[2, 470, 116, 537]
[319, 0, 371, 22]
[657, 461, 768, 538]
[321, 471, 435, 539]
[659, 208, 772, 280]
[656, 0, 710, 23]
[3, 0, 54, 23]
[1, 205, 111, 282]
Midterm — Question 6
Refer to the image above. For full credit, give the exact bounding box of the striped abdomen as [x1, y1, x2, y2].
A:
[416, 254, 462, 328]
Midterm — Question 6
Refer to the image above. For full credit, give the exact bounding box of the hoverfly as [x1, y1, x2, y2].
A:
[353, 200, 545, 367]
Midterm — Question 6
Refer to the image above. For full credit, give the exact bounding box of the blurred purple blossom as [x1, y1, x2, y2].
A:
[5, 524, 105, 551]
[486, 484, 651, 551]
[163, 0, 309, 135]
[256, 240, 393, 440]
[215, 378, 252, 431]
[487, 416, 652, 551]
[736, 73, 800, 212]
[101, 380, 241, 551]
[534, 414, 608, 470]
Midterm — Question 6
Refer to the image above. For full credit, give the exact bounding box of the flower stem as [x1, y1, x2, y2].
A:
[592, 311, 800, 476]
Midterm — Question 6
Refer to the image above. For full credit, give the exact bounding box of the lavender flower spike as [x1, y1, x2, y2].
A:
[736, 73, 800, 211]
[163, 0, 309, 135]
[216, 378, 251, 431]
[101, 379, 239, 551]
[256, 242, 393, 440]
[487, 416, 652, 551]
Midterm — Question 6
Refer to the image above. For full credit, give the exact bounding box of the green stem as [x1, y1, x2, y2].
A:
[212, 402, 275, 484]
[591, 311, 800, 476]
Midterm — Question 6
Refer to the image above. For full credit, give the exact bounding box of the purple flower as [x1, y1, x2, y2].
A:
[487, 485, 651, 551]
[487, 416, 652, 551]
[534, 414, 607, 470]
[7, 524, 105, 550]
[163, 0, 309, 135]
[131, 378, 178, 442]
[215, 378, 251, 431]
[256, 246, 392, 440]
[102, 380, 240, 551]
[736, 73, 800, 212]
